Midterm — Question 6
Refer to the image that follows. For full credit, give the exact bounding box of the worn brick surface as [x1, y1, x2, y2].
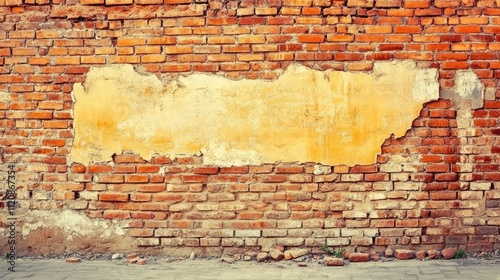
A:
[0, 0, 500, 256]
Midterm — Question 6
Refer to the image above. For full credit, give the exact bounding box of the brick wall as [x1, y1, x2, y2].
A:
[1, 0, 500, 255]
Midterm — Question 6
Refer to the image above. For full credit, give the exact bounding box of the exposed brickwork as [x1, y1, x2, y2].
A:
[1, 0, 500, 255]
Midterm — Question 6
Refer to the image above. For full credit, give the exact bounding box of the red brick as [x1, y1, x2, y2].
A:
[81, 0, 104, 3]
[9, 31, 35, 39]
[365, 173, 389, 181]
[296, 53, 314, 61]
[379, 44, 404, 51]
[404, 0, 430, 7]
[268, 53, 294, 61]
[394, 249, 415, 260]
[131, 193, 151, 202]
[88, 164, 112, 173]
[181, 18, 205, 27]
[436, 53, 469, 61]
[125, 174, 149, 183]
[237, 54, 264, 61]
[42, 139, 66, 147]
[164, 46, 192, 54]
[183, 175, 207, 183]
[350, 165, 377, 173]
[194, 167, 219, 174]
[415, 9, 442, 16]
[297, 34, 324, 43]
[113, 154, 145, 163]
[334, 53, 364, 61]
[260, 175, 288, 183]
[250, 184, 277, 192]
[275, 166, 304, 174]
[10, 102, 37, 110]
[130, 212, 154, 219]
[327, 34, 354, 42]
[375, 237, 398, 245]
[422, 155, 443, 163]
[282, 26, 309, 34]
[394, 26, 422, 34]
[207, 36, 235, 44]
[103, 210, 130, 219]
[29, 57, 50, 65]
[300, 7, 319, 15]
[437, 247, 456, 259]
[279, 44, 302, 52]
[254, 7, 277, 15]
[137, 184, 166, 193]
[105, 0, 132, 4]
[422, 182, 448, 191]
[220, 63, 248, 71]
[117, 38, 146, 47]
[220, 166, 249, 174]
[150, 156, 173, 164]
[376, 0, 401, 7]
[471, 52, 496, 60]
[148, 37, 176, 45]
[435, 173, 458, 182]
[141, 54, 165, 63]
[193, 27, 222, 35]
[114, 165, 136, 173]
[441, 35, 463, 42]
[238, 35, 265, 44]
[430, 192, 457, 200]
[395, 52, 433, 61]
[370, 219, 394, 227]
[162, 64, 191, 72]
[356, 34, 385, 42]
[442, 61, 469, 69]
[193, 64, 218, 72]
[98, 175, 124, 183]
[283, 0, 312, 6]
[207, 18, 238, 26]
[99, 193, 129, 202]
[455, 26, 481, 33]
[485, 8, 500, 15]
[395, 219, 419, 227]
[365, 26, 392, 34]
[27, 111, 52, 119]
[137, 165, 160, 173]
[348, 253, 369, 262]
[71, 164, 86, 173]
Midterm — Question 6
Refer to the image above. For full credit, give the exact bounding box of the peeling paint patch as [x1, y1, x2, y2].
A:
[72, 61, 439, 166]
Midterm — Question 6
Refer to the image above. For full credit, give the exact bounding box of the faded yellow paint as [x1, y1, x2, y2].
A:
[71, 61, 439, 166]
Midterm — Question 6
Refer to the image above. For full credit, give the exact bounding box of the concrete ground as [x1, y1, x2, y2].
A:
[1, 258, 500, 280]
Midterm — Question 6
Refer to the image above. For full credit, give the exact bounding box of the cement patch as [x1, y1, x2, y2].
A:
[10, 210, 126, 240]
[0, 209, 132, 255]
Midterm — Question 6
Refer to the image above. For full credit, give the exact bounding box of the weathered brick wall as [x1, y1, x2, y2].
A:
[1, 0, 500, 256]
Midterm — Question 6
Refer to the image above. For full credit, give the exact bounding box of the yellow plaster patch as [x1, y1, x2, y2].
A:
[71, 61, 438, 166]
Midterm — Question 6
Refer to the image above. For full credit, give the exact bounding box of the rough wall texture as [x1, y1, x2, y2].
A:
[0, 0, 500, 256]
